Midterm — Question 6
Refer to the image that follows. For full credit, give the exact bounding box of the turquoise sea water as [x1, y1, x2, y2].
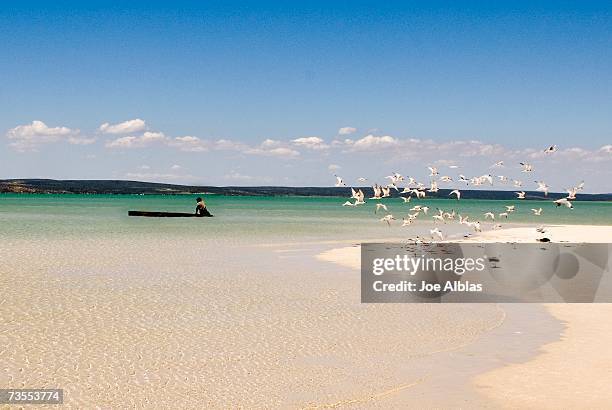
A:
[1, 193, 610, 242]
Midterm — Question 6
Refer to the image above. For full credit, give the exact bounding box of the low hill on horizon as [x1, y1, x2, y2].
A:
[1, 179, 610, 201]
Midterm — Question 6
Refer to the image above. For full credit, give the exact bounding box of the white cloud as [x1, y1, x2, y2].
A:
[106, 131, 166, 149]
[246, 146, 300, 159]
[168, 135, 208, 152]
[6, 120, 81, 151]
[68, 136, 96, 145]
[292, 136, 329, 150]
[212, 139, 249, 151]
[170, 164, 182, 170]
[351, 134, 399, 151]
[599, 145, 612, 154]
[99, 119, 146, 134]
[338, 126, 357, 135]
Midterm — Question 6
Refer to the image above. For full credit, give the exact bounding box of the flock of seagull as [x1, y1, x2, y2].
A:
[333, 144, 584, 241]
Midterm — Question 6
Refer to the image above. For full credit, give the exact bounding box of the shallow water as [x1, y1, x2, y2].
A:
[1, 194, 610, 242]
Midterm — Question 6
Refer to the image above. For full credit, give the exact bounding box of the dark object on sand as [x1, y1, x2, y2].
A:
[537, 237, 551, 242]
[128, 211, 213, 217]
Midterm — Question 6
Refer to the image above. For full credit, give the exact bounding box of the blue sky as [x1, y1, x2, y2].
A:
[1, 1, 611, 191]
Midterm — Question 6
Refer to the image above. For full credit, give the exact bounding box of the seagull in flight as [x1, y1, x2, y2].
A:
[357, 177, 367, 183]
[430, 228, 444, 241]
[428, 166, 439, 177]
[492, 161, 504, 167]
[516, 191, 526, 199]
[520, 163, 533, 172]
[535, 181, 549, 196]
[544, 145, 558, 154]
[531, 208, 543, 216]
[375, 203, 388, 213]
[334, 175, 346, 187]
[380, 214, 395, 226]
[484, 212, 495, 220]
[554, 198, 574, 209]
[401, 196, 411, 203]
[505, 205, 516, 213]
[370, 184, 383, 199]
[449, 189, 461, 200]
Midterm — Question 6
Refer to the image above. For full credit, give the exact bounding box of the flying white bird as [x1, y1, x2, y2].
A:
[492, 160, 504, 167]
[544, 145, 557, 154]
[375, 203, 388, 213]
[334, 175, 346, 187]
[468, 221, 482, 232]
[566, 187, 578, 200]
[505, 205, 516, 212]
[535, 181, 549, 196]
[430, 228, 444, 241]
[357, 177, 367, 182]
[520, 162, 533, 172]
[428, 166, 439, 176]
[428, 181, 439, 193]
[449, 189, 461, 200]
[484, 212, 495, 220]
[380, 214, 395, 226]
[459, 175, 469, 183]
[554, 198, 574, 209]
[499, 212, 509, 219]
[401, 196, 411, 203]
[513, 180, 523, 188]
[411, 189, 426, 199]
[385, 173, 404, 184]
[381, 186, 391, 197]
[531, 208, 543, 216]
[432, 209, 445, 223]
[342, 201, 357, 207]
[459, 215, 470, 225]
[439, 175, 453, 182]
[386, 183, 399, 192]
[351, 188, 365, 204]
[516, 191, 526, 199]
[370, 184, 383, 199]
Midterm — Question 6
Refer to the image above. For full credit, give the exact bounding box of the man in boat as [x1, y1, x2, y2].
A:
[195, 197, 213, 217]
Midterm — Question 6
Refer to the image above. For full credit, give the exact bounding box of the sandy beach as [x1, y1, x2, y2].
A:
[318, 224, 612, 408]
[1, 235, 505, 408]
[1, 222, 609, 407]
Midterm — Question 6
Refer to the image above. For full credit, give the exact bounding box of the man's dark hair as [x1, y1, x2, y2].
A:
[196, 197, 202, 202]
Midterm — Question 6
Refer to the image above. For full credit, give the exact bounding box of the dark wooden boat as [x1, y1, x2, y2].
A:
[128, 211, 213, 217]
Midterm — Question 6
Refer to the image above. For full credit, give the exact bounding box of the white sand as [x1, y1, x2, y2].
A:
[318, 223, 612, 408]
[458, 224, 612, 243]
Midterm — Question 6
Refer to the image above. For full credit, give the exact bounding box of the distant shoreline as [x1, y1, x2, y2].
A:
[1, 179, 611, 200]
